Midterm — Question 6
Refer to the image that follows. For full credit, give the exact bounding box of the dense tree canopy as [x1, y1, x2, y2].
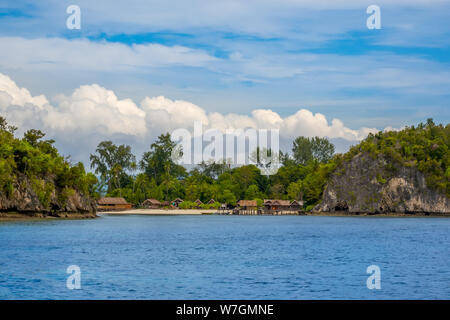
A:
[2, 114, 447, 212]
[95, 120, 448, 210]
[91, 133, 337, 209]
[348, 118, 450, 197]
[89, 140, 136, 194]
[0, 116, 99, 208]
[292, 136, 335, 165]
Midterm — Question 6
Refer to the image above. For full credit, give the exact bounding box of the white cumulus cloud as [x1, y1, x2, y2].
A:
[0, 72, 378, 162]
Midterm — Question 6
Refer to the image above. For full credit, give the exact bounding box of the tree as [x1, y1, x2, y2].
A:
[300, 164, 334, 206]
[0, 116, 98, 203]
[23, 129, 46, 147]
[140, 133, 187, 184]
[159, 174, 184, 201]
[249, 147, 281, 176]
[22, 129, 57, 156]
[231, 165, 261, 199]
[90, 141, 136, 193]
[311, 137, 335, 163]
[292, 136, 335, 165]
[245, 184, 263, 200]
[218, 189, 237, 206]
[287, 181, 303, 201]
[270, 162, 311, 191]
[0, 116, 17, 134]
[197, 159, 230, 179]
[269, 183, 285, 199]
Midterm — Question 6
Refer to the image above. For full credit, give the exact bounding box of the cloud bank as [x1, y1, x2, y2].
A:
[0, 72, 378, 163]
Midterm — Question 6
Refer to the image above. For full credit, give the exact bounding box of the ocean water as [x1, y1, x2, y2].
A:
[0, 214, 448, 300]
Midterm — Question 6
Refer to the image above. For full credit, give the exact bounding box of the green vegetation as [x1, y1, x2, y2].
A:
[178, 201, 221, 210]
[292, 136, 335, 165]
[91, 132, 338, 209]
[96, 122, 449, 209]
[0, 116, 99, 209]
[345, 119, 449, 197]
[2, 114, 448, 213]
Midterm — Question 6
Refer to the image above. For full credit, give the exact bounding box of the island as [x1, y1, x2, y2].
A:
[1, 116, 449, 218]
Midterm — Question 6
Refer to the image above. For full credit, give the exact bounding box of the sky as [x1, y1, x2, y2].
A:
[0, 0, 449, 164]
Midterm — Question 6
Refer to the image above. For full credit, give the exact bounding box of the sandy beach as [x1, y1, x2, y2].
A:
[100, 209, 219, 215]
[99, 210, 450, 217]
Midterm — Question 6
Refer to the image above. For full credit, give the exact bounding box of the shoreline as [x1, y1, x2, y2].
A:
[100, 209, 217, 215]
[99, 209, 450, 217]
[307, 211, 450, 217]
[0, 212, 97, 221]
[1, 209, 449, 220]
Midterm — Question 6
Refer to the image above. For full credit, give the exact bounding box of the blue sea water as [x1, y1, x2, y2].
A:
[0, 214, 448, 300]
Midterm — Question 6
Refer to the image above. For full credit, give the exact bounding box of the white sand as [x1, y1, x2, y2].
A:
[99, 209, 219, 215]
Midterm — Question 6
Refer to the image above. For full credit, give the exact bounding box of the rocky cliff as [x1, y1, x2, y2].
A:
[314, 152, 450, 214]
[0, 173, 96, 217]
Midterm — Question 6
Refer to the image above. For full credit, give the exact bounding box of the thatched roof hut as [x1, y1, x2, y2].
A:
[237, 200, 257, 208]
[290, 200, 304, 208]
[97, 197, 132, 211]
[171, 198, 184, 207]
[236, 200, 258, 215]
[264, 199, 290, 206]
[263, 199, 291, 211]
[142, 199, 161, 208]
[263, 199, 303, 213]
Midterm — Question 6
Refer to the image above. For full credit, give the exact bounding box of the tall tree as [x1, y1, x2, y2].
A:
[90, 141, 136, 193]
[0, 116, 17, 134]
[292, 136, 335, 165]
[197, 159, 230, 179]
[23, 129, 57, 156]
[140, 133, 187, 185]
[287, 181, 303, 201]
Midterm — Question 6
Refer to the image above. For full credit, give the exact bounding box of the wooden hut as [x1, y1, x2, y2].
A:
[194, 199, 203, 206]
[171, 198, 184, 208]
[142, 199, 161, 209]
[97, 197, 132, 211]
[263, 199, 291, 214]
[236, 200, 258, 215]
[289, 200, 303, 211]
[206, 199, 216, 208]
[263, 199, 273, 211]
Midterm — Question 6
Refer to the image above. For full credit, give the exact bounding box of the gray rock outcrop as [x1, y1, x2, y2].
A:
[314, 152, 450, 214]
[0, 173, 96, 216]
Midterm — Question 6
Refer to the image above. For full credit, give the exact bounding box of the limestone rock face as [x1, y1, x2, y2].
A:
[314, 153, 450, 214]
[0, 173, 96, 216]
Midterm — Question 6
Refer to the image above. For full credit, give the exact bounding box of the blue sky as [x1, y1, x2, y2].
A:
[0, 0, 449, 162]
